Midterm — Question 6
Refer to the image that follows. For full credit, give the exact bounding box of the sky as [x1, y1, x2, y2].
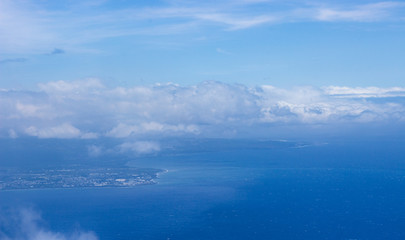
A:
[1, 0, 405, 141]
[1, 0, 405, 88]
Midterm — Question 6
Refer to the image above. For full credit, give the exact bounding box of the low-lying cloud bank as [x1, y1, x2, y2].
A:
[1, 79, 405, 139]
[0, 208, 98, 240]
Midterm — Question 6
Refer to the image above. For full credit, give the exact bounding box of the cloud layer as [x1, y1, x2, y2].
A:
[1, 79, 405, 139]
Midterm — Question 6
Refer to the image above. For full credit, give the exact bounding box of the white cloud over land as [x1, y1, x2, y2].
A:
[1, 79, 405, 139]
[119, 141, 161, 154]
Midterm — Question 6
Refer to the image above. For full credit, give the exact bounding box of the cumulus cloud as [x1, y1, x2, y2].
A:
[23, 123, 97, 139]
[38, 78, 104, 94]
[1, 79, 405, 139]
[107, 122, 199, 138]
[0, 208, 98, 240]
[25, 123, 81, 139]
[257, 85, 396, 123]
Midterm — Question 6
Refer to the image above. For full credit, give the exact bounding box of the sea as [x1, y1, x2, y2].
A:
[1, 137, 405, 239]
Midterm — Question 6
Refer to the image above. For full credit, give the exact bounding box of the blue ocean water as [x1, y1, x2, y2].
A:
[1, 138, 405, 239]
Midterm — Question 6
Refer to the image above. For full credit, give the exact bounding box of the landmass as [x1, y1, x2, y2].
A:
[0, 167, 164, 190]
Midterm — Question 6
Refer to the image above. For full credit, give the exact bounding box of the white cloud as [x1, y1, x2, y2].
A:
[23, 123, 98, 139]
[258, 85, 405, 123]
[1, 79, 405, 139]
[106, 123, 138, 138]
[25, 123, 82, 139]
[87, 145, 103, 157]
[194, 13, 275, 30]
[216, 48, 231, 55]
[107, 122, 199, 138]
[81, 132, 99, 139]
[0, 208, 98, 240]
[323, 86, 405, 98]
[1, 1, 404, 54]
[315, 2, 405, 22]
[119, 141, 161, 154]
[15, 102, 52, 118]
[0, 0, 56, 54]
[8, 129, 18, 138]
[38, 79, 104, 94]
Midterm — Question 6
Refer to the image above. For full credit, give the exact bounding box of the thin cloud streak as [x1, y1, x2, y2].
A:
[1, 1, 405, 54]
[314, 1, 405, 22]
[0, 208, 98, 240]
[0, 58, 27, 64]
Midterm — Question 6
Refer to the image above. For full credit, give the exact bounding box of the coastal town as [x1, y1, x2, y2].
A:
[0, 167, 162, 190]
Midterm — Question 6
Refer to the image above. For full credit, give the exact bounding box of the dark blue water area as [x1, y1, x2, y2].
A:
[1, 138, 405, 239]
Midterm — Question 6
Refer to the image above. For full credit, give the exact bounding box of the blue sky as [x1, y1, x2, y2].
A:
[1, 0, 405, 88]
[1, 0, 405, 141]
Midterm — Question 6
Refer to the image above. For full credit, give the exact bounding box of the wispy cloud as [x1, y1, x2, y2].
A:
[47, 48, 65, 55]
[0, 58, 27, 64]
[88, 145, 103, 157]
[0, 0, 56, 54]
[323, 86, 405, 98]
[0, 208, 98, 240]
[193, 13, 275, 30]
[1, 79, 405, 139]
[119, 141, 161, 154]
[1, 1, 404, 54]
[216, 48, 232, 55]
[314, 1, 405, 22]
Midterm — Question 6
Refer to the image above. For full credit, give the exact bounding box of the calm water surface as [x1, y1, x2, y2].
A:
[1, 138, 405, 239]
